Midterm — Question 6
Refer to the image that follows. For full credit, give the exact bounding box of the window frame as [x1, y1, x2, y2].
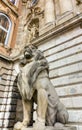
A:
[9, 0, 19, 7]
[0, 12, 12, 46]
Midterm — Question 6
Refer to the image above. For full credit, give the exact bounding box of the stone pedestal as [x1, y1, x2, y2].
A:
[22, 126, 76, 130]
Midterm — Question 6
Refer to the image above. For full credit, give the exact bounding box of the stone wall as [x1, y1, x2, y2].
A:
[33, 21, 82, 130]
[0, 58, 20, 130]
[14, 0, 82, 48]
[13, 17, 82, 130]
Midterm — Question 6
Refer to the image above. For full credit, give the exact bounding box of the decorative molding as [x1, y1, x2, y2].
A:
[6, 7, 11, 14]
[2, 0, 19, 17]
[31, 13, 82, 46]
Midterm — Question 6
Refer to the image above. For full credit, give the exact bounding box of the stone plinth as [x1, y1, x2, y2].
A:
[22, 126, 76, 130]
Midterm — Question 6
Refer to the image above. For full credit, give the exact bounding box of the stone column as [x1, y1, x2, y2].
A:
[59, 0, 73, 14]
[44, 0, 55, 24]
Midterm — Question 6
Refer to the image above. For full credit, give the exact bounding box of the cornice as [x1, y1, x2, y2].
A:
[31, 13, 82, 46]
[0, 53, 21, 62]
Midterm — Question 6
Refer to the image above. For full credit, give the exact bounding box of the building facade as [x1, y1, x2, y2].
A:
[0, 0, 82, 130]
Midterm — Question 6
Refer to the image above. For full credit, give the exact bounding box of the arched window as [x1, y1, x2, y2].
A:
[0, 13, 12, 46]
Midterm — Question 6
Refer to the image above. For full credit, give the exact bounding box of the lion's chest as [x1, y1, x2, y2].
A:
[20, 61, 34, 76]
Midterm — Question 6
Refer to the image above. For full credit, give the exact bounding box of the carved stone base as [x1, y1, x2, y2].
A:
[21, 126, 76, 130]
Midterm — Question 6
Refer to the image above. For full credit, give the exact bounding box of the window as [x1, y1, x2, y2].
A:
[0, 13, 12, 46]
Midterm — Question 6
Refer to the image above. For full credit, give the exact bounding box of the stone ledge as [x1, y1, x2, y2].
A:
[31, 13, 82, 46]
[22, 126, 76, 130]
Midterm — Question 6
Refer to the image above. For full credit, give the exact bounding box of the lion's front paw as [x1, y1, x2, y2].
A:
[14, 121, 27, 130]
[33, 119, 46, 130]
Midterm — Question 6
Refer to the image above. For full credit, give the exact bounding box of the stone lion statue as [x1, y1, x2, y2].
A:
[14, 45, 69, 130]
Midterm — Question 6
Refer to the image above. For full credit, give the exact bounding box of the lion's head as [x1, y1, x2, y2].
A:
[24, 45, 38, 59]
[19, 45, 38, 66]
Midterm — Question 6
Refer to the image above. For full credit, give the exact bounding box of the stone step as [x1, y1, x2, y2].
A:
[22, 126, 76, 130]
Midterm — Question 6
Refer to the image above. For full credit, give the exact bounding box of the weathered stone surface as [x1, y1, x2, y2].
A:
[1, 1, 82, 130]
[22, 126, 76, 130]
[14, 46, 69, 130]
